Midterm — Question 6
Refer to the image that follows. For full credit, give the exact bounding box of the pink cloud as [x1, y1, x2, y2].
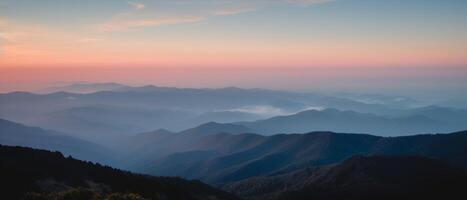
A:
[97, 16, 205, 31]
[212, 7, 255, 16]
[127, 1, 145, 10]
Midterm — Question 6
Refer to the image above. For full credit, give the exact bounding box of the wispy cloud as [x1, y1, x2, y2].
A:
[0, 19, 35, 44]
[0, 18, 8, 28]
[0, 32, 26, 43]
[96, 1, 208, 32]
[283, 0, 336, 6]
[96, 0, 334, 32]
[225, 105, 290, 117]
[128, 1, 145, 10]
[98, 16, 204, 31]
[77, 37, 103, 43]
[212, 7, 255, 16]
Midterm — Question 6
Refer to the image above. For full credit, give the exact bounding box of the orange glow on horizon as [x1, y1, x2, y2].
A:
[1, 17, 466, 69]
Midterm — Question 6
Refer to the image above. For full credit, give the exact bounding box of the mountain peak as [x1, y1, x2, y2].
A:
[180, 122, 251, 135]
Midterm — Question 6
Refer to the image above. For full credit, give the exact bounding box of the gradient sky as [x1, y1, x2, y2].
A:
[1, 0, 467, 94]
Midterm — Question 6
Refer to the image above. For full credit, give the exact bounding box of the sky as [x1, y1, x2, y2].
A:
[0, 0, 467, 94]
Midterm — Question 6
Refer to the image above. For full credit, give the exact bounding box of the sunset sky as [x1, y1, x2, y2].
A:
[1, 0, 467, 93]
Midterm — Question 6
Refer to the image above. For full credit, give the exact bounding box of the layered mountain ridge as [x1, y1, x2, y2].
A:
[0, 145, 239, 200]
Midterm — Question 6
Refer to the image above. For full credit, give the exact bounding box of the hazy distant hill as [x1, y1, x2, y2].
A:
[223, 155, 467, 200]
[185, 111, 263, 126]
[1, 86, 328, 113]
[26, 105, 197, 141]
[0, 85, 412, 142]
[333, 93, 420, 107]
[41, 82, 127, 93]
[236, 107, 467, 136]
[7, 107, 262, 143]
[116, 122, 259, 169]
[2, 86, 466, 142]
[0, 119, 114, 165]
[0, 145, 239, 200]
[180, 122, 252, 136]
[401, 105, 467, 124]
[130, 130, 467, 185]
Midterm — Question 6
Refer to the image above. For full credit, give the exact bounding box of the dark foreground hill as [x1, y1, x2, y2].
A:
[132, 130, 467, 185]
[0, 145, 239, 200]
[223, 155, 467, 200]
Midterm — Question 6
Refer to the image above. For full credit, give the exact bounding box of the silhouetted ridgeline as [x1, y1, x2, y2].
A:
[125, 129, 467, 185]
[223, 155, 467, 200]
[0, 145, 239, 200]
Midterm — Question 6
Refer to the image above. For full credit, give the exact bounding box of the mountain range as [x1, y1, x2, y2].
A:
[223, 155, 467, 200]
[41, 82, 127, 94]
[122, 126, 467, 186]
[235, 107, 467, 136]
[2, 84, 467, 199]
[0, 85, 423, 142]
[0, 145, 239, 200]
[0, 119, 114, 165]
[2, 116, 467, 186]
[2, 118, 467, 199]
[3, 85, 467, 145]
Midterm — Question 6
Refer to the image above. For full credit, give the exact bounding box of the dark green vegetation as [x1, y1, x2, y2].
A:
[0, 145, 239, 200]
[223, 156, 467, 200]
[2, 144, 466, 200]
